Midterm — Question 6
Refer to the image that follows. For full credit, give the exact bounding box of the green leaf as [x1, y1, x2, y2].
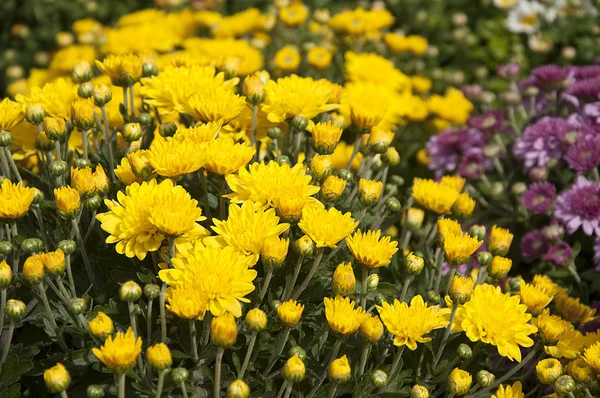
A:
[0, 357, 33, 388]
[0, 384, 21, 398]
[231, 351, 241, 374]
[171, 350, 192, 360]
[378, 282, 397, 297]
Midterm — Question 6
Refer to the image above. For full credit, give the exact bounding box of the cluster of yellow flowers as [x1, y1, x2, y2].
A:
[0, 2, 597, 398]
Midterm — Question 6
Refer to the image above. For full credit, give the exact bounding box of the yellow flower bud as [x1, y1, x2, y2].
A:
[120, 54, 143, 85]
[382, 147, 401, 166]
[44, 363, 71, 393]
[43, 248, 66, 276]
[245, 308, 267, 332]
[406, 208, 425, 230]
[536, 358, 563, 385]
[358, 178, 383, 206]
[328, 355, 351, 383]
[321, 175, 347, 202]
[416, 148, 431, 166]
[127, 150, 154, 178]
[123, 122, 142, 142]
[23, 254, 45, 284]
[71, 98, 95, 130]
[54, 186, 81, 219]
[120, 281, 142, 302]
[0, 260, 12, 288]
[451, 193, 476, 218]
[448, 368, 471, 396]
[43, 116, 67, 141]
[566, 358, 594, 384]
[71, 167, 96, 198]
[277, 300, 304, 327]
[243, 73, 266, 104]
[227, 379, 251, 398]
[89, 312, 114, 339]
[489, 256, 512, 280]
[261, 236, 289, 269]
[147, 343, 173, 370]
[488, 225, 513, 256]
[294, 235, 314, 257]
[332, 262, 356, 296]
[282, 355, 306, 383]
[449, 276, 474, 305]
[26, 103, 45, 125]
[310, 122, 342, 155]
[519, 282, 552, 316]
[5, 299, 26, 320]
[410, 385, 430, 398]
[537, 310, 569, 346]
[311, 155, 333, 180]
[360, 315, 384, 343]
[211, 313, 238, 348]
[72, 61, 92, 83]
[405, 252, 424, 275]
[93, 84, 112, 106]
[368, 129, 395, 154]
[93, 164, 109, 195]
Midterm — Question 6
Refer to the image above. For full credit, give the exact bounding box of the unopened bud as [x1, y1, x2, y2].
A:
[554, 375, 575, 395]
[227, 379, 250, 398]
[288, 346, 307, 361]
[405, 253, 424, 275]
[26, 103, 45, 125]
[143, 284, 160, 299]
[84, 195, 102, 210]
[0, 241, 12, 256]
[78, 82, 94, 98]
[58, 240, 76, 255]
[120, 280, 142, 302]
[0, 261, 12, 288]
[93, 84, 112, 107]
[457, 343, 472, 359]
[267, 127, 281, 140]
[511, 182, 527, 195]
[142, 62, 158, 78]
[124, 123, 143, 141]
[159, 122, 177, 138]
[475, 370, 495, 387]
[171, 367, 189, 384]
[371, 369, 388, 387]
[282, 355, 306, 382]
[0, 131, 12, 147]
[87, 385, 105, 398]
[50, 160, 68, 176]
[21, 238, 43, 254]
[410, 385, 430, 398]
[475, 251, 492, 266]
[276, 156, 290, 166]
[72, 61, 93, 83]
[6, 299, 26, 320]
[375, 293, 385, 305]
[68, 298, 87, 315]
[366, 274, 379, 291]
[292, 115, 308, 131]
[294, 235, 314, 257]
[245, 308, 267, 332]
[426, 290, 440, 304]
[385, 197, 401, 212]
[73, 158, 92, 169]
[469, 225, 486, 241]
[32, 188, 44, 204]
[138, 113, 152, 126]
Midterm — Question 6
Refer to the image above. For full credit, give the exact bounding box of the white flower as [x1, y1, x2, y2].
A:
[506, 1, 546, 34]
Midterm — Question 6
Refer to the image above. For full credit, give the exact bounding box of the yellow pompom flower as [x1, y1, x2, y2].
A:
[443, 232, 483, 266]
[166, 284, 207, 320]
[89, 312, 114, 339]
[567, 358, 594, 384]
[448, 368, 471, 396]
[280, 4, 308, 27]
[345, 52, 410, 91]
[407, 208, 425, 229]
[92, 327, 142, 373]
[519, 282, 552, 316]
[368, 129, 395, 153]
[147, 343, 172, 370]
[96, 54, 143, 86]
[274, 45, 301, 72]
[452, 284, 537, 362]
[127, 150, 154, 179]
[311, 155, 333, 180]
[176, 121, 222, 144]
[536, 358, 563, 384]
[357, 179, 383, 206]
[491, 381, 524, 398]
[307, 47, 333, 70]
[451, 193, 476, 218]
[211, 312, 238, 347]
[412, 178, 462, 214]
[360, 314, 384, 343]
[346, 229, 398, 269]
[437, 218, 463, 240]
[71, 97, 95, 130]
[554, 294, 598, 326]
[208, 201, 289, 266]
[23, 254, 45, 284]
[324, 295, 370, 335]
[340, 82, 389, 130]
[0, 180, 35, 220]
[299, 207, 358, 249]
[262, 75, 340, 123]
[328, 355, 351, 383]
[531, 275, 567, 297]
[146, 135, 208, 178]
[488, 256, 512, 280]
[332, 262, 356, 296]
[261, 235, 289, 268]
[43, 363, 71, 393]
[16, 78, 77, 118]
[204, 137, 255, 175]
[97, 179, 209, 259]
[310, 121, 342, 154]
[71, 167, 96, 198]
[283, 355, 306, 382]
[377, 295, 450, 350]
[449, 276, 475, 304]
[536, 309, 569, 346]
[321, 175, 347, 202]
[42, 249, 65, 276]
[179, 87, 246, 124]
[277, 300, 304, 327]
[583, 342, 600, 372]
[54, 186, 81, 219]
[488, 225, 514, 256]
[0, 98, 25, 131]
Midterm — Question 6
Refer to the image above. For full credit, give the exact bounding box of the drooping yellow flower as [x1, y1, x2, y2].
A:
[531, 275, 567, 297]
[377, 295, 450, 350]
[204, 137, 255, 175]
[97, 179, 209, 260]
[0, 180, 35, 221]
[178, 86, 246, 124]
[92, 327, 142, 373]
[346, 229, 398, 269]
[491, 381, 524, 398]
[16, 78, 78, 118]
[452, 284, 537, 362]
[519, 282, 552, 316]
[443, 232, 483, 266]
[412, 178, 462, 214]
[583, 342, 600, 372]
[324, 296, 370, 335]
[299, 207, 358, 249]
[226, 161, 322, 218]
[262, 75, 340, 123]
[146, 135, 208, 178]
[88, 312, 114, 339]
[0, 98, 25, 131]
[554, 294, 598, 326]
[274, 45, 301, 72]
[488, 225, 514, 256]
[278, 300, 304, 327]
[207, 201, 289, 266]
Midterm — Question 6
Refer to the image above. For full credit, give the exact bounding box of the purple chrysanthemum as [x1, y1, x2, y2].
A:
[565, 135, 600, 172]
[458, 152, 485, 180]
[513, 117, 569, 169]
[520, 229, 548, 258]
[554, 176, 600, 236]
[541, 220, 565, 243]
[583, 102, 600, 125]
[497, 63, 520, 79]
[521, 182, 556, 214]
[544, 242, 573, 266]
[531, 64, 571, 87]
[564, 77, 600, 101]
[468, 111, 505, 133]
[569, 65, 600, 80]
[426, 128, 488, 178]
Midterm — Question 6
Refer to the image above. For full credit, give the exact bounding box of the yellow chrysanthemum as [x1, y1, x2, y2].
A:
[298, 207, 358, 249]
[49, 45, 96, 74]
[489, 225, 514, 256]
[0, 180, 35, 220]
[92, 327, 142, 373]
[491, 382, 524, 398]
[207, 201, 290, 266]
[536, 309, 569, 346]
[428, 88, 474, 125]
[329, 8, 394, 36]
[452, 284, 537, 362]
[165, 284, 208, 320]
[583, 342, 600, 372]
[443, 232, 483, 266]
[181, 38, 264, 76]
[262, 75, 340, 123]
[377, 295, 450, 350]
[330, 141, 363, 171]
[278, 300, 304, 327]
[345, 52, 410, 91]
[544, 327, 585, 359]
[160, 243, 257, 318]
[95, 54, 143, 86]
[114, 157, 144, 186]
[412, 178, 462, 214]
[274, 45, 301, 72]
[340, 82, 399, 131]
[178, 86, 246, 124]
[146, 135, 207, 178]
[324, 295, 370, 335]
[96, 179, 209, 260]
[16, 78, 77, 118]
[0, 98, 25, 131]
[554, 294, 598, 326]
[280, 4, 308, 27]
[225, 161, 322, 218]
[519, 282, 552, 316]
[307, 47, 333, 70]
[346, 229, 398, 269]
[437, 218, 463, 239]
[531, 275, 567, 297]
[204, 137, 255, 175]
[176, 121, 222, 144]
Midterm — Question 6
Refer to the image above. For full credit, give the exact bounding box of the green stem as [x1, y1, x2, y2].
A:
[263, 327, 291, 376]
[10, 222, 17, 275]
[0, 289, 5, 339]
[159, 283, 167, 342]
[345, 133, 362, 170]
[399, 276, 413, 302]
[128, 301, 138, 337]
[431, 305, 458, 372]
[71, 219, 97, 293]
[146, 298, 153, 345]
[83, 210, 97, 245]
[250, 105, 258, 148]
[257, 268, 274, 306]
[328, 384, 338, 398]
[214, 347, 224, 398]
[282, 382, 293, 398]
[291, 248, 325, 300]
[122, 87, 128, 117]
[155, 370, 165, 398]
[82, 129, 89, 160]
[64, 254, 77, 297]
[118, 372, 126, 398]
[179, 382, 189, 398]
[129, 84, 135, 118]
[306, 338, 343, 398]
[358, 342, 370, 377]
[383, 346, 405, 392]
[39, 283, 68, 351]
[282, 255, 303, 301]
[0, 150, 11, 178]
[0, 320, 14, 369]
[60, 391, 68, 398]
[238, 331, 257, 379]
[101, 106, 115, 180]
[33, 205, 49, 251]
[360, 267, 369, 309]
[189, 320, 199, 362]
[4, 148, 21, 182]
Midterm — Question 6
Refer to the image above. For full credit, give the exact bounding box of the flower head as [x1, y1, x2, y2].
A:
[346, 229, 398, 269]
[519, 282, 552, 316]
[261, 235, 289, 268]
[443, 233, 483, 266]
[554, 176, 600, 236]
[54, 186, 81, 219]
[274, 45, 301, 72]
[165, 284, 207, 320]
[211, 313, 238, 347]
[89, 312, 114, 339]
[448, 368, 472, 396]
[310, 121, 342, 154]
[360, 315, 384, 343]
[0, 98, 24, 131]
[452, 284, 537, 361]
[204, 137, 255, 175]
[42, 249, 65, 276]
[44, 363, 71, 393]
[565, 135, 600, 172]
[358, 179, 383, 206]
[536, 309, 569, 346]
[324, 296, 370, 335]
[489, 256, 512, 280]
[532, 275, 567, 297]
[377, 295, 450, 350]
[520, 230, 548, 258]
[147, 343, 172, 370]
[566, 358, 594, 384]
[583, 342, 600, 373]
[92, 327, 142, 373]
[277, 300, 304, 327]
[96, 54, 143, 86]
[282, 355, 305, 382]
[332, 262, 356, 296]
[449, 276, 475, 304]
[146, 135, 208, 178]
[299, 207, 358, 249]
[521, 182, 556, 214]
[488, 225, 513, 256]
[328, 355, 351, 383]
[0, 180, 35, 220]
[491, 381, 524, 398]
[554, 294, 598, 326]
[179, 86, 246, 123]
[412, 178, 462, 214]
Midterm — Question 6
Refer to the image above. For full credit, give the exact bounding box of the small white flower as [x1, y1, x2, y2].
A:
[506, 1, 546, 34]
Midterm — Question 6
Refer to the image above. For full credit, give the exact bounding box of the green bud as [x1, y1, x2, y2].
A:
[508, 278, 521, 292]
[142, 62, 158, 78]
[0, 131, 13, 147]
[291, 115, 308, 131]
[288, 346, 307, 361]
[0, 241, 13, 256]
[92, 84, 112, 107]
[84, 195, 102, 210]
[426, 290, 440, 304]
[171, 367, 189, 384]
[143, 284, 160, 299]
[554, 375, 575, 395]
[137, 113, 152, 126]
[21, 238, 43, 254]
[124, 123, 143, 141]
[457, 344, 472, 359]
[371, 370, 388, 387]
[120, 281, 142, 302]
[338, 169, 352, 181]
[475, 251, 492, 266]
[270, 300, 281, 310]
[78, 82, 94, 98]
[32, 188, 44, 204]
[385, 197, 401, 212]
[367, 274, 379, 291]
[227, 379, 250, 398]
[87, 385, 105, 398]
[58, 240, 76, 255]
[511, 182, 527, 195]
[469, 225, 486, 241]
[267, 127, 281, 140]
[159, 122, 177, 138]
[375, 293, 386, 305]
[49, 161, 68, 177]
[276, 156, 290, 166]
[476, 370, 495, 387]
[6, 299, 26, 320]
[389, 175, 404, 186]
[73, 158, 92, 169]
[68, 298, 87, 315]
